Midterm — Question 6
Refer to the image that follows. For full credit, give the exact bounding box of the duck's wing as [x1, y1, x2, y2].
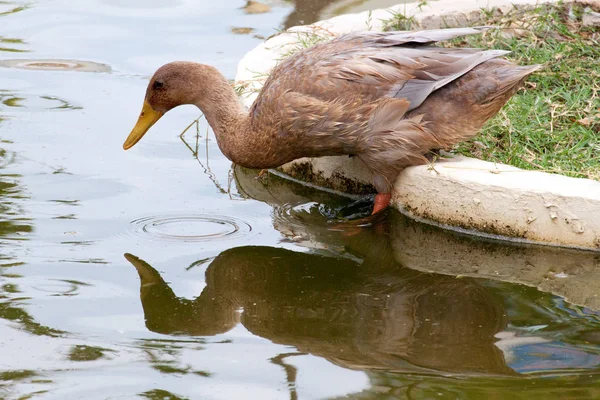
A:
[369, 26, 493, 45]
[259, 27, 507, 111]
[324, 28, 509, 110]
[329, 46, 508, 110]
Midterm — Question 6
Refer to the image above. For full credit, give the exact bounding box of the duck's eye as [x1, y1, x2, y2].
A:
[152, 81, 164, 90]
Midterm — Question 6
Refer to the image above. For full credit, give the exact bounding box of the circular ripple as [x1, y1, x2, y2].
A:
[129, 214, 252, 243]
[31, 279, 80, 296]
[0, 59, 111, 73]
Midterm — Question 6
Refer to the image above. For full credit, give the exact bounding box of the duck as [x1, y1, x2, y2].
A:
[123, 26, 540, 214]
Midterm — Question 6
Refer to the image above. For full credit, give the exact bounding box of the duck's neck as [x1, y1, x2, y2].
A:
[190, 65, 249, 161]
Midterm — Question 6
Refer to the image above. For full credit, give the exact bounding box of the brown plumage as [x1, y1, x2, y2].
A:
[124, 26, 540, 214]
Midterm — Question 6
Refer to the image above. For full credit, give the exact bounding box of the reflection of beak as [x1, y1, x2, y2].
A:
[123, 253, 164, 285]
[123, 100, 163, 150]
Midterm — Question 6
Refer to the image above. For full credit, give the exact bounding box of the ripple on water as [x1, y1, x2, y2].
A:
[273, 202, 331, 229]
[31, 279, 89, 297]
[0, 59, 111, 73]
[273, 198, 374, 230]
[129, 214, 253, 243]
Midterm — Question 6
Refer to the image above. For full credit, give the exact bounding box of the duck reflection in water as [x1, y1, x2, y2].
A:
[125, 228, 513, 376]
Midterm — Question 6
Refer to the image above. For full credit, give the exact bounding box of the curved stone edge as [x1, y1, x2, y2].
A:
[396, 155, 600, 250]
[234, 0, 600, 250]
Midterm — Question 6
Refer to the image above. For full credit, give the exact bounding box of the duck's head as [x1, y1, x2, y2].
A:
[123, 62, 206, 150]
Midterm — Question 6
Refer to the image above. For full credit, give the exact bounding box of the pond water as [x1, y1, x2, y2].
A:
[1, 0, 600, 399]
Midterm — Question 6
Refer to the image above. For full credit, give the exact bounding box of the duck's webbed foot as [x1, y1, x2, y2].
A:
[372, 193, 391, 215]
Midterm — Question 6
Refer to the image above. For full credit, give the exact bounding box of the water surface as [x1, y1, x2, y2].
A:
[1, 1, 600, 399]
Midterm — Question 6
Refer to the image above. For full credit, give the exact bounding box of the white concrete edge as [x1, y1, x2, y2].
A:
[234, 0, 600, 250]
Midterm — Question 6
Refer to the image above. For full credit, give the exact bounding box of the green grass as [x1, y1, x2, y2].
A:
[437, 3, 600, 180]
[383, 9, 418, 31]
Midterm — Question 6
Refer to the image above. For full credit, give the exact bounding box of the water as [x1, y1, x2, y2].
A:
[1, 1, 600, 399]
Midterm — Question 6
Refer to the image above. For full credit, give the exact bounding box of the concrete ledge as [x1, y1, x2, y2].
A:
[234, 0, 600, 250]
[396, 155, 600, 249]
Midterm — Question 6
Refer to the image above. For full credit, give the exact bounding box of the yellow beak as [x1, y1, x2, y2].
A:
[123, 100, 164, 150]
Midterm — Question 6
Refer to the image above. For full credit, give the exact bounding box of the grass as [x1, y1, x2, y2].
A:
[436, 3, 600, 180]
[278, 29, 333, 59]
[383, 9, 417, 31]
[382, 0, 428, 31]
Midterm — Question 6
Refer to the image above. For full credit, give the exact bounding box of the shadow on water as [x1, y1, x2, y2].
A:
[122, 165, 600, 398]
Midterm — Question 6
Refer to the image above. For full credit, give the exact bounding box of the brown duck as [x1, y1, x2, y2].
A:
[124, 27, 539, 214]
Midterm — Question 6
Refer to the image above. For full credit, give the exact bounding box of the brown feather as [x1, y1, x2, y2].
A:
[128, 27, 540, 195]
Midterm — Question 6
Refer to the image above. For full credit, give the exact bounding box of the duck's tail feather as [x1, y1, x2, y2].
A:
[407, 60, 541, 148]
[474, 63, 542, 121]
[481, 63, 542, 104]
